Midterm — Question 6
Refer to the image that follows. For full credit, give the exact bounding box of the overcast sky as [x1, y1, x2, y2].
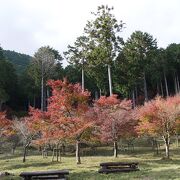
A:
[0, 0, 180, 60]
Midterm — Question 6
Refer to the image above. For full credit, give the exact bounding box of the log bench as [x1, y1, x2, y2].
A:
[19, 170, 69, 180]
[98, 162, 139, 174]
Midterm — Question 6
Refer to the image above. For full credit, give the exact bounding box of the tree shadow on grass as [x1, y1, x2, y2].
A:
[69, 169, 146, 180]
[68, 166, 180, 180]
[145, 168, 180, 179]
[4, 161, 73, 171]
[147, 158, 180, 165]
[0, 154, 21, 160]
[0, 152, 41, 161]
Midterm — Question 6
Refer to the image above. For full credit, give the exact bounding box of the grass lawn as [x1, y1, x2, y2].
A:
[0, 147, 179, 180]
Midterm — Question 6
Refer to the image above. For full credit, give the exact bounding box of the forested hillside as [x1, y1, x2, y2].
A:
[3, 50, 31, 74]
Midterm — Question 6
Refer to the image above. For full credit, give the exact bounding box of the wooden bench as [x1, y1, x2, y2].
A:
[20, 170, 69, 180]
[98, 162, 139, 174]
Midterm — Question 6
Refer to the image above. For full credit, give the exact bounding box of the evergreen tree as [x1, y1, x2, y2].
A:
[84, 5, 124, 96]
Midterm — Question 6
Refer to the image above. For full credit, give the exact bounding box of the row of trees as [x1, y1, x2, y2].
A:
[65, 5, 180, 103]
[0, 79, 179, 163]
[0, 5, 180, 112]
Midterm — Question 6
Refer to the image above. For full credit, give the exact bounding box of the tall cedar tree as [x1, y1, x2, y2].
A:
[84, 5, 124, 96]
[122, 31, 157, 102]
[64, 36, 90, 91]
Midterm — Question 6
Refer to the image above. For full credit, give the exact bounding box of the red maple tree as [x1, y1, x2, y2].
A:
[44, 79, 95, 164]
[24, 79, 95, 163]
[94, 95, 137, 157]
[136, 95, 180, 159]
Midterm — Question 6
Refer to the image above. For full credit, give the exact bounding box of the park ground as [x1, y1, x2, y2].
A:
[0, 146, 180, 180]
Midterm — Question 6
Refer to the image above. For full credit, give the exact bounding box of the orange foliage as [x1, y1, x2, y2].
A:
[136, 95, 180, 136]
[0, 111, 12, 136]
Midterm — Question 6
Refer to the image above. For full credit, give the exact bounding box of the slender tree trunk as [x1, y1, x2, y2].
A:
[52, 148, 55, 161]
[153, 138, 159, 155]
[23, 142, 30, 163]
[174, 74, 178, 94]
[47, 87, 50, 99]
[108, 65, 113, 96]
[143, 72, 148, 102]
[164, 71, 169, 97]
[23, 146, 27, 162]
[95, 91, 98, 100]
[177, 75, 180, 93]
[135, 85, 138, 105]
[160, 81, 164, 97]
[45, 87, 50, 110]
[82, 66, 84, 92]
[113, 141, 118, 158]
[41, 74, 44, 111]
[165, 140, 170, 159]
[56, 144, 59, 162]
[76, 139, 81, 164]
[176, 134, 179, 147]
[62, 143, 65, 155]
[163, 136, 170, 159]
[132, 90, 135, 109]
[12, 146, 16, 155]
[99, 89, 102, 96]
[157, 83, 160, 96]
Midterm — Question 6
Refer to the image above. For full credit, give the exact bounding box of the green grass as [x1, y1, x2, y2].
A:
[0, 147, 180, 180]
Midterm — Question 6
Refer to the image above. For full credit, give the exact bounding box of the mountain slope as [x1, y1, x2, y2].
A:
[3, 50, 31, 74]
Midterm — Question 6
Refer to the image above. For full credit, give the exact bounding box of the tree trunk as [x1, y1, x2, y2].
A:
[160, 81, 164, 97]
[174, 74, 178, 94]
[143, 72, 148, 102]
[95, 91, 98, 100]
[177, 75, 180, 93]
[61, 143, 65, 155]
[76, 139, 81, 164]
[132, 90, 135, 109]
[153, 139, 159, 155]
[135, 85, 138, 105]
[108, 65, 113, 96]
[176, 134, 179, 147]
[82, 66, 84, 92]
[164, 71, 169, 97]
[165, 141, 170, 159]
[163, 136, 170, 159]
[99, 89, 102, 96]
[12, 147, 15, 155]
[41, 74, 44, 111]
[157, 83, 160, 96]
[56, 144, 59, 162]
[23, 143, 29, 163]
[113, 141, 118, 158]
